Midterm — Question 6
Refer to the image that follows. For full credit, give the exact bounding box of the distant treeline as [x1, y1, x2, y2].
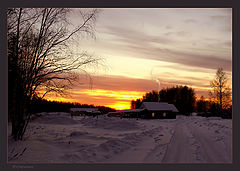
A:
[195, 96, 232, 118]
[28, 97, 115, 114]
[131, 85, 232, 118]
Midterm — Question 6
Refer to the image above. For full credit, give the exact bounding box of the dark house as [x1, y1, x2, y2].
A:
[107, 102, 178, 119]
[139, 102, 178, 119]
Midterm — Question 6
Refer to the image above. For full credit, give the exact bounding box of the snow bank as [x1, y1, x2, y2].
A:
[8, 113, 232, 163]
[78, 115, 140, 131]
[33, 112, 79, 125]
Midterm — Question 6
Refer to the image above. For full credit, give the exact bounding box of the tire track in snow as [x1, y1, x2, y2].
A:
[142, 125, 174, 163]
[161, 117, 199, 163]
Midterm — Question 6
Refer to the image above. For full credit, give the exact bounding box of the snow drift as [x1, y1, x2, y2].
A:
[8, 113, 232, 163]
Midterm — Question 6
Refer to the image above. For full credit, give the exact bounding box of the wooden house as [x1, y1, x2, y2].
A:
[139, 102, 178, 119]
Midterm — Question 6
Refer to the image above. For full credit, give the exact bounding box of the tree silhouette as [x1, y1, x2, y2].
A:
[159, 86, 196, 115]
[142, 90, 159, 102]
[196, 96, 208, 112]
[209, 68, 231, 110]
[131, 91, 159, 109]
[131, 86, 196, 115]
[131, 99, 142, 109]
[8, 8, 100, 140]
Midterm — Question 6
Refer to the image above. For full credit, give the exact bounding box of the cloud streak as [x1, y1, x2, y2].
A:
[74, 75, 159, 92]
[98, 22, 232, 71]
[46, 8, 232, 109]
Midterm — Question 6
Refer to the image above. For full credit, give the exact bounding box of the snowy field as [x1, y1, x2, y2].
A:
[8, 112, 232, 164]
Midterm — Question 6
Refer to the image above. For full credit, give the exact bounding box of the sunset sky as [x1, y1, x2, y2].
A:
[44, 8, 232, 110]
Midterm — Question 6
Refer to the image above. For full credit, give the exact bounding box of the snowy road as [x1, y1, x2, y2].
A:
[8, 113, 232, 164]
[162, 118, 197, 163]
[105, 116, 232, 164]
[161, 116, 232, 163]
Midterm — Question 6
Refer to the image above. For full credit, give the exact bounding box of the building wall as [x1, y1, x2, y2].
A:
[141, 110, 176, 119]
[108, 110, 177, 119]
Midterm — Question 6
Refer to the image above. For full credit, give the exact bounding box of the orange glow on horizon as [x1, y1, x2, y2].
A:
[39, 86, 232, 111]
[43, 96, 74, 103]
[40, 89, 145, 110]
[77, 89, 145, 100]
[106, 101, 132, 110]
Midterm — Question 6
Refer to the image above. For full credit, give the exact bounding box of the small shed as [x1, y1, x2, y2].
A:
[117, 109, 146, 118]
[107, 109, 146, 118]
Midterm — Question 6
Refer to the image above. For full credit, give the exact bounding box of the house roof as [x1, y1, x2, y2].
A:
[140, 102, 179, 112]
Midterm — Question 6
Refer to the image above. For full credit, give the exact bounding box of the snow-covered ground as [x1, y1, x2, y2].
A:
[8, 112, 232, 164]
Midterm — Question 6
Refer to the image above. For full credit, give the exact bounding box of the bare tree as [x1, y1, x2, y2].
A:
[8, 8, 101, 140]
[209, 68, 232, 110]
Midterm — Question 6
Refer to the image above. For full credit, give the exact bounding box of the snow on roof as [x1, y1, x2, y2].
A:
[140, 102, 179, 112]
[70, 108, 99, 112]
[168, 104, 179, 112]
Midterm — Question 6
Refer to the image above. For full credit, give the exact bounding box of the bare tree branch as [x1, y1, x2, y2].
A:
[209, 68, 232, 109]
[8, 8, 101, 140]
